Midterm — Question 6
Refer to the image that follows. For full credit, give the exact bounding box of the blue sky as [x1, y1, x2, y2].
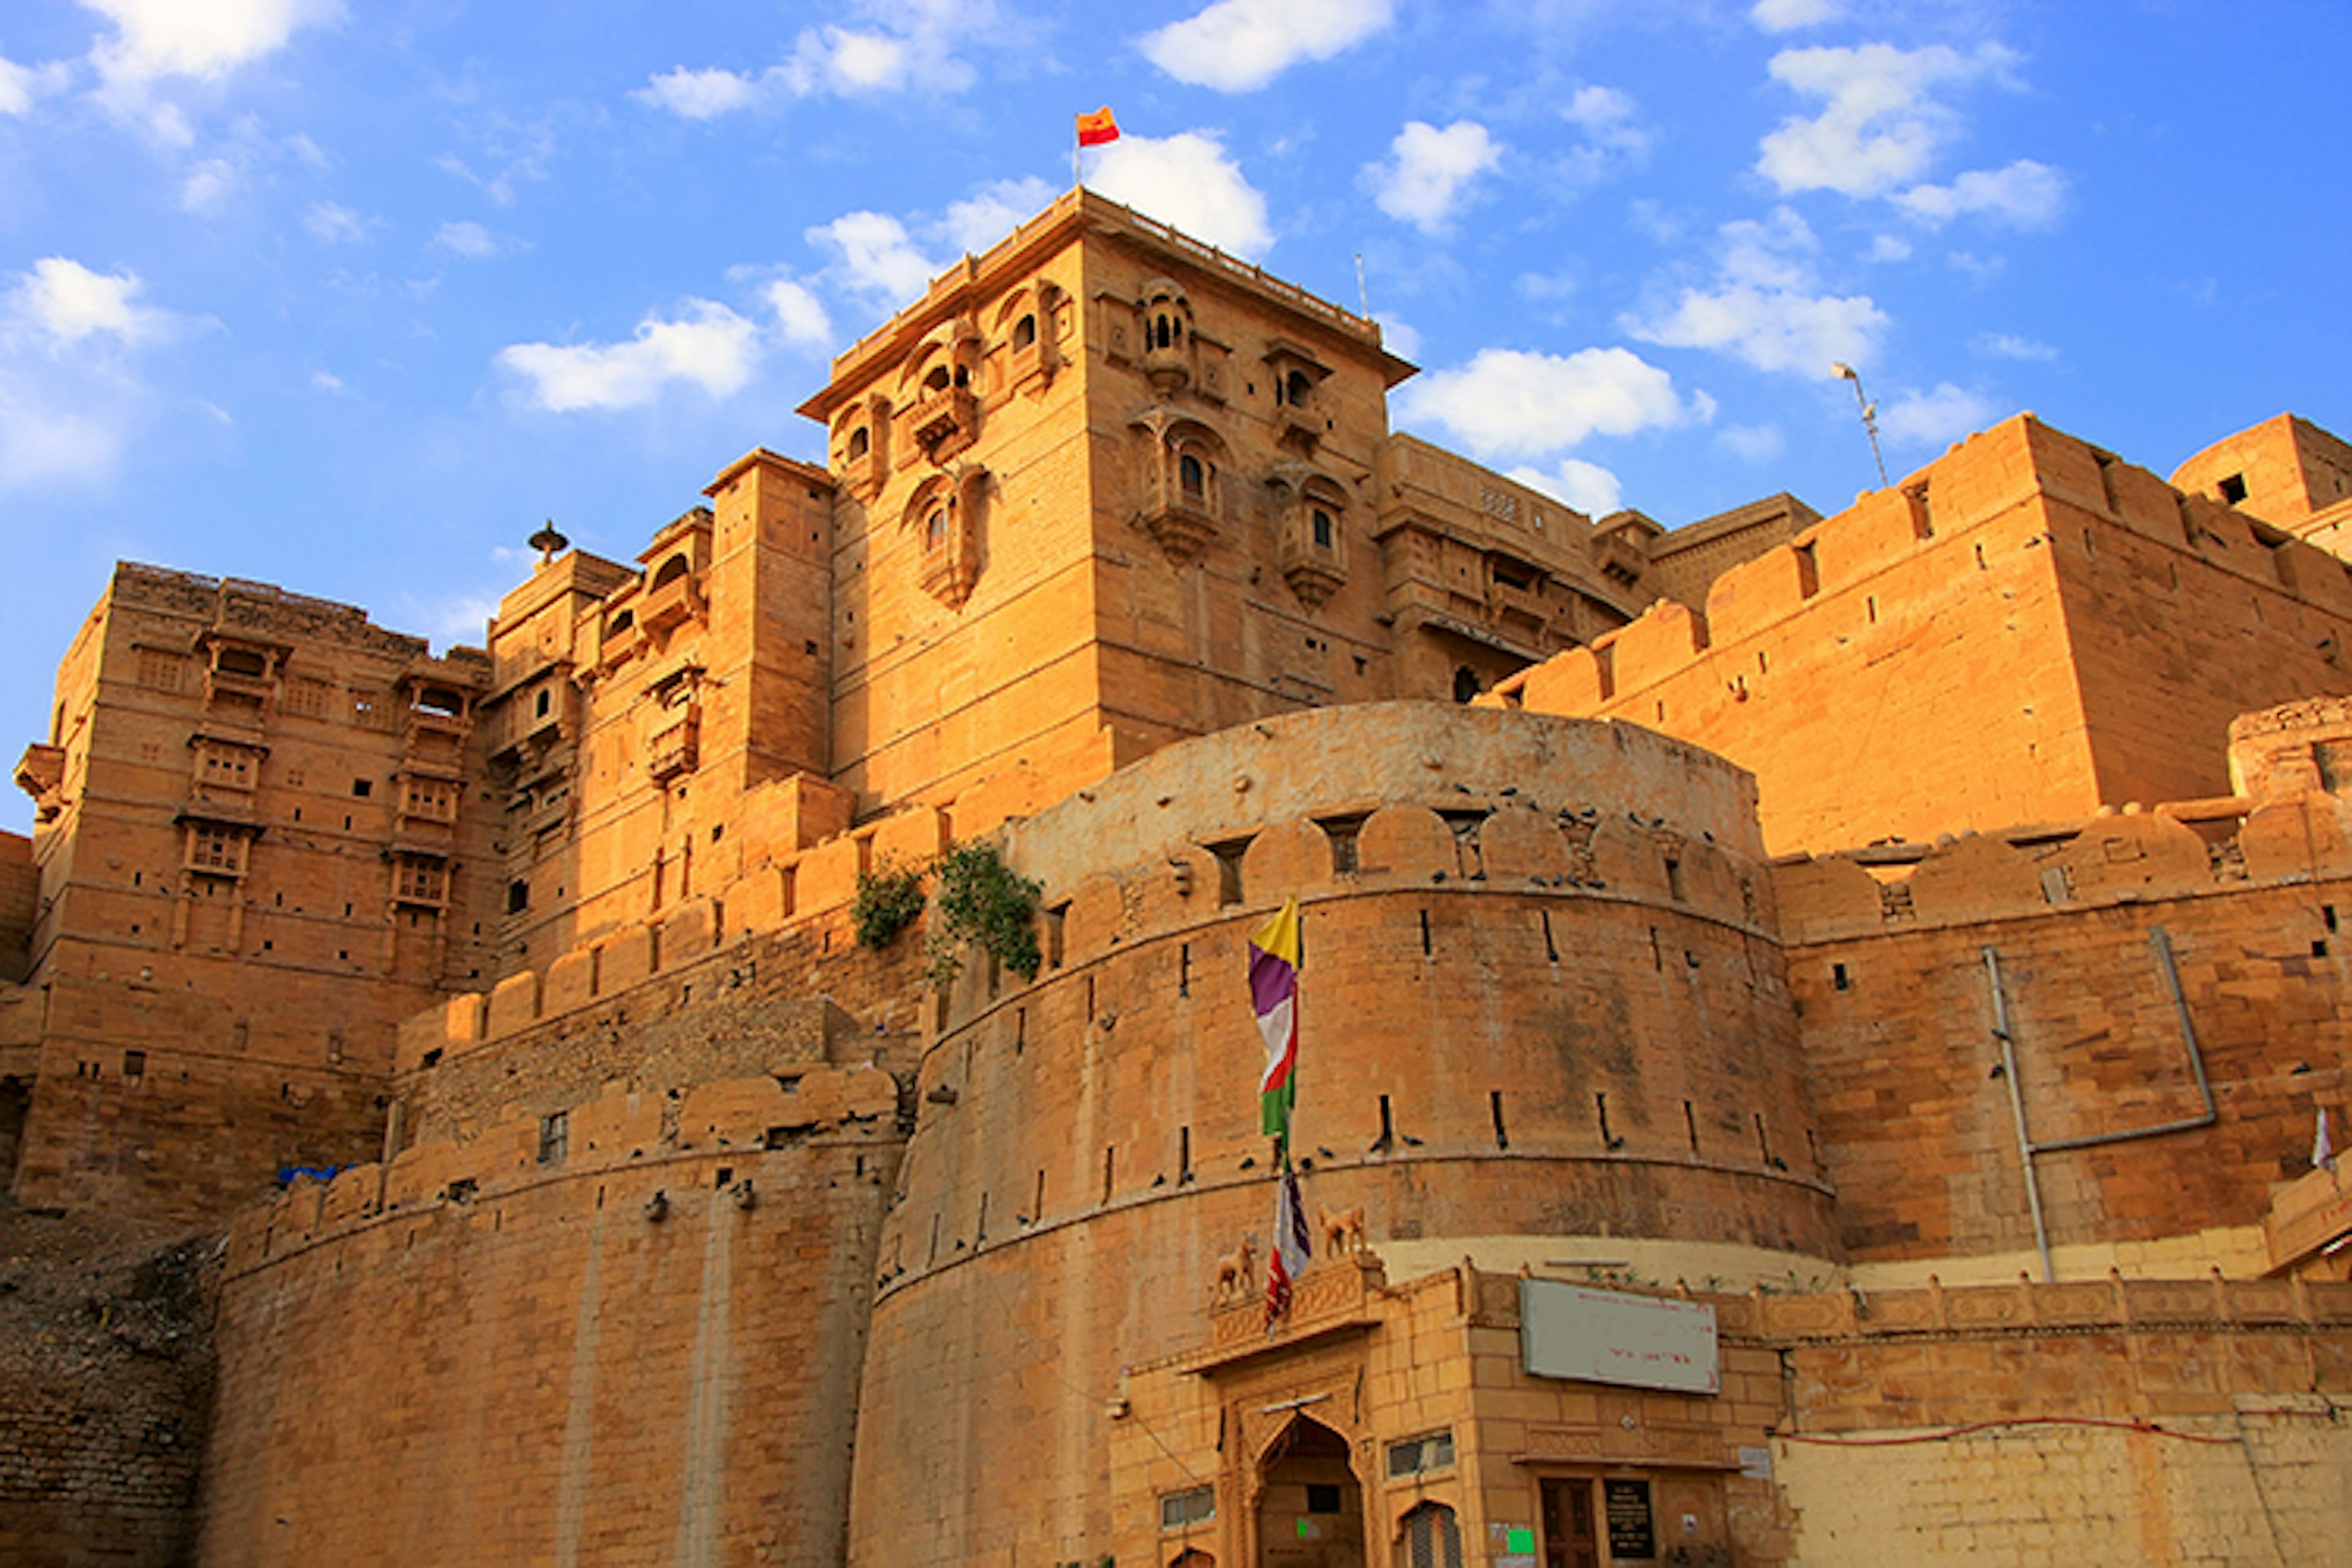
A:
[3, 0, 2347, 833]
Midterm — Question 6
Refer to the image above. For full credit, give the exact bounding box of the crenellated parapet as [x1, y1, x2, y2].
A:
[1491, 413, 2352, 854]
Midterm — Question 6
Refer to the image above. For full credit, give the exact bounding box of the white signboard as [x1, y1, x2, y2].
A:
[1519, 1280, 1720, 1395]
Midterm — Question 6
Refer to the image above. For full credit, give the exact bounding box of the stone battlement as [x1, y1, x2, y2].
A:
[1771, 791, 2348, 945]
[1493, 415, 2352, 722]
[225, 1061, 900, 1278]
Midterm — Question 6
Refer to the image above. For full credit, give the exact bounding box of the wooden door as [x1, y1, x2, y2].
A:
[1539, 1479, 1600, 1568]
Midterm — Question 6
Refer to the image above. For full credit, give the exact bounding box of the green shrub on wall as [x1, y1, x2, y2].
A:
[924, 842, 1043, 988]
[851, 858, 927, 952]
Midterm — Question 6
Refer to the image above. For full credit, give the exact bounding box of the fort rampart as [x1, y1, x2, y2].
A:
[1495, 415, 2352, 853]
[1771, 792, 2352, 1280]
[848, 704, 1838, 1567]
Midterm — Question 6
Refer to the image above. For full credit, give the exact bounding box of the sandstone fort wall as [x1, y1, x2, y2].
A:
[198, 1080, 897, 1568]
[1773, 793, 2352, 1279]
[1495, 416, 2352, 854]
[849, 706, 1836, 1567]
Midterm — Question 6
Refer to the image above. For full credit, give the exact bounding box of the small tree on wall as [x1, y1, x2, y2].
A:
[851, 857, 927, 952]
[923, 842, 1043, 989]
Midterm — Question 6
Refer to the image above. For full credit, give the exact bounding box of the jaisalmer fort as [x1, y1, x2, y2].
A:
[6, 189, 2352, 1567]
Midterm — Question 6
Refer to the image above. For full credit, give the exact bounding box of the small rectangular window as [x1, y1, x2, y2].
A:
[1159, 1486, 1215, 1531]
[1387, 1431, 1455, 1477]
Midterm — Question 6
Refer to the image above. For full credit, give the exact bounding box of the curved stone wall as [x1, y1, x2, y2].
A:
[848, 704, 1834, 1568]
[197, 1071, 900, 1568]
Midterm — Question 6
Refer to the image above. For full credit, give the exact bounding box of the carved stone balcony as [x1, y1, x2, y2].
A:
[1138, 490, 1220, 564]
[640, 571, 704, 636]
[909, 385, 979, 463]
[1278, 530, 1346, 610]
[648, 708, 701, 783]
[15, 743, 64, 821]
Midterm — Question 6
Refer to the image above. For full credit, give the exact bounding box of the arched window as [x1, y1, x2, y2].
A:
[651, 554, 690, 590]
[1453, 666, 1481, 704]
[1286, 369, 1313, 406]
[924, 364, 951, 393]
[1012, 314, 1038, 351]
[1401, 1502, 1464, 1568]
[1179, 453, 1206, 500]
[1312, 508, 1335, 549]
[1154, 315, 1173, 350]
[926, 507, 949, 549]
[847, 426, 870, 461]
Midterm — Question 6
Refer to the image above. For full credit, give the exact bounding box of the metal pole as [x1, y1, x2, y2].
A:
[1983, 945, 2056, 1282]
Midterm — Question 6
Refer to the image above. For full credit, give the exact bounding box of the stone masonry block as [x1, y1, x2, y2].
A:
[659, 896, 720, 967]
[1242, 817, 1336, 900]
[599, 923, 656, 993]
[483, 970, 542, 1041]
[541, 945, 599, 1017]
[1481, 805, 1567, 880]
[1352, 807, 1452, 885]
[1909, 834, 2046, 925]
[872, 805, 948, 869]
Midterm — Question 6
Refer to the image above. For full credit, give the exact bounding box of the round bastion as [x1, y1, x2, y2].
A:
[850, 701, 1838, 1568]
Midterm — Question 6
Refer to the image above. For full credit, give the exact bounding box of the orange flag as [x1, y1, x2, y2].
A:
[1076, 107, 1120, 147]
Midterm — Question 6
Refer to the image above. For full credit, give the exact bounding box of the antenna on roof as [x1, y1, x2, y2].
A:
[1833, 363, 1889, 489]
[1354, 254, 1370, 320]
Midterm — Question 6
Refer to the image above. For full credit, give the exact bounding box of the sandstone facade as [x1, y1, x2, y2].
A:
[7, 188, 2352, 1567]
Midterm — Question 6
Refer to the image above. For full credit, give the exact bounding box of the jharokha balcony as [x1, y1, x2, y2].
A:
[909, 384, 978, 462]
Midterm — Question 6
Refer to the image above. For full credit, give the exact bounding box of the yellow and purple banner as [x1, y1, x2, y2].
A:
[1250, 897, 1300, 1142]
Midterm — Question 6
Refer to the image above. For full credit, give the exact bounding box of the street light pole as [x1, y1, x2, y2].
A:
[1832, 362, 1889, 489]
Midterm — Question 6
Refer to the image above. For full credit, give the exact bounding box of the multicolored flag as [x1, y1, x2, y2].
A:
[1076, 107, 1120, 148]
[1265, 1161, 1312, 1329]
[1249, 898, 1301, 1143]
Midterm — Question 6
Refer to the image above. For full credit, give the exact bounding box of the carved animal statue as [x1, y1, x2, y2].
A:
[1213, 1237, 1256, 1301]
[1317, 1205, 1366, 1257]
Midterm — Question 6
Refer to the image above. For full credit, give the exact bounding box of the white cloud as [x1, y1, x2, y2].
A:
[1633, 286, 1886, 377]
[0, 388, 121, 488]
[1867, 233, 1912, 262]
[1751, 0, 1841, 31]
[85, 0, 344, 84]
[1626, 209, 1889, 377]
[434, 221, 499, 259]
[1366, 120, 1500, 235]
[1395, 347, 1687, 462]
[1565, 86, 1645, 154]
[1373, 314, 1421, 361]
[1757, 42, 2018, 198]
[0, 55, 31, 116]
[179, 157, 239, 213]
[0, 51, 71, 114]
[1140, 0, 1393, 93]
[302, 201, 371, 245]
[9, 257, 171, 347]
[941, 176, 1059, 257]
[310, 369, 345, 394]
[766, 279, 834, 353]
[1719, 424, 1787, 463]
[0, 258, 185, 491]
[1973, 331, 2055, 363]
[809, 211, 941, 308]
[496, 301, 763, 413]
[1879, 382, 1994, 448]
[1088, 132, 1273, 257]
[636, 1, 1000, 115]
[1506, 459, 1624, 518]
[635, 66, 762, 120]
[1894, 158, 2067, 229]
